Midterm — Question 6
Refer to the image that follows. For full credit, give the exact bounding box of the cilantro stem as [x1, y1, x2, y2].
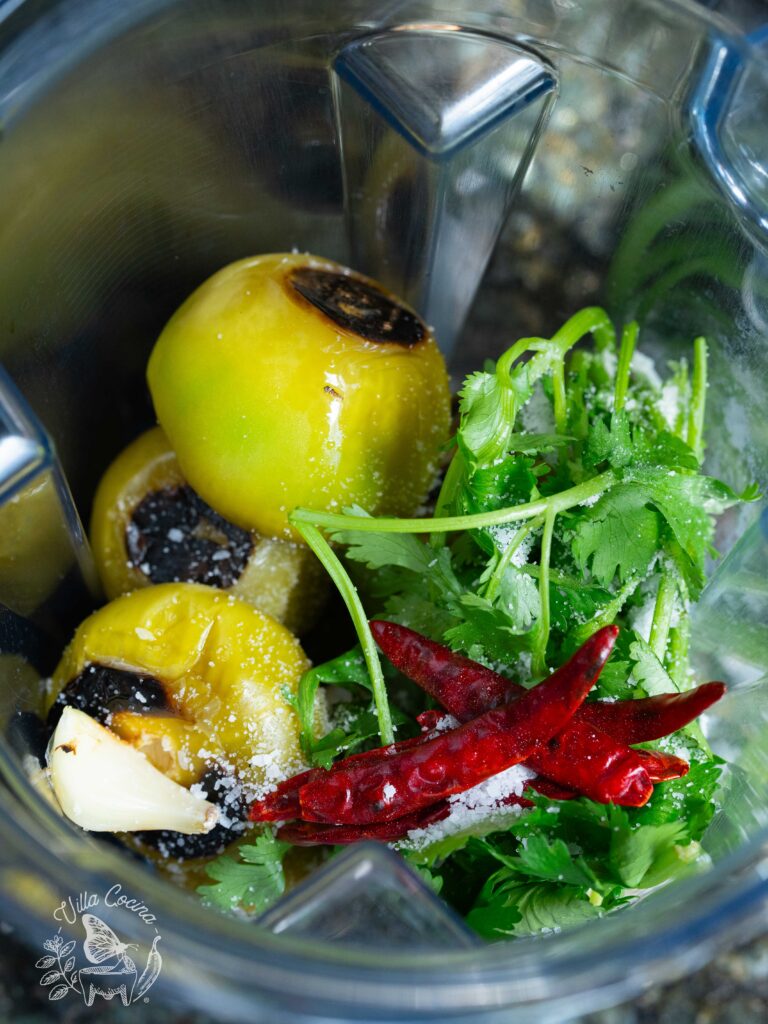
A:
[672, 359, 691, 441]
[434, 448, 464, 518]
[495, 336, 547, 380]
[532, 506, 556, 676]
[667, 619, 690, 691]
[553, 360, 567, 436]
[495, 307, 618, 415]
[291, 521, 394, 746]
[290, 470, 614, 536]
[649, 572, 677, 661]
[550, 307, 614, 354]
[687, 336, 708, 462]
[614, 321, 638, 414]
[484, 517, 544, 603]
[429, 448, 465, 550]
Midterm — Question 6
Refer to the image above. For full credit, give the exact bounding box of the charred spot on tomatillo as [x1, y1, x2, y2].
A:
[288, 267, 426, 346]
[146, 253, 451, 540]
[90, 427, 327, 633]
[46, 663, 168, 732]
[126, 484, 253, 590]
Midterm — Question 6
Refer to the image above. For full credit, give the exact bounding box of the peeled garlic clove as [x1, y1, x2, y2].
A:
[47, 706, 219, 835]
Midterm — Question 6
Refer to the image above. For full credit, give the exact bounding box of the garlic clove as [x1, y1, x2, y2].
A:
[47, 706, 219, 835]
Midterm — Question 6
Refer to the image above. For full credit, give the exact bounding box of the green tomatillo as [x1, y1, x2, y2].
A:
[147, 253, 451, 540]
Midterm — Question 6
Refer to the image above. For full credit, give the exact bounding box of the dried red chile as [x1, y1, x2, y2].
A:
[126, 485, 253, 589]
[289, 267, 426, 346]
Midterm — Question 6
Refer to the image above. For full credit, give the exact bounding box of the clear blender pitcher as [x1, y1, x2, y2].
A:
[0, 1, 767, 1021]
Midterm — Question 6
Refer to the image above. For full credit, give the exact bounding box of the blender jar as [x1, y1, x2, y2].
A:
[0, 1, 767, 1021]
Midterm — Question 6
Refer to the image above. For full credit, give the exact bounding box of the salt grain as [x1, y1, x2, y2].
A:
[399, 764, 537, 851]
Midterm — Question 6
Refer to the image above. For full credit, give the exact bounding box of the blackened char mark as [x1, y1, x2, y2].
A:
[47, 663, 168, 731]
[126, 485, 253, 589]
[289, 267, 426, 346]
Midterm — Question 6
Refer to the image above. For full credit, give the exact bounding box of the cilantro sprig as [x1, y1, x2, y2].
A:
[198, 832, 289, 915]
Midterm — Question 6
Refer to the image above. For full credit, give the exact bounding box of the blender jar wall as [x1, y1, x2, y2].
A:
[0, 0, 767, 1020]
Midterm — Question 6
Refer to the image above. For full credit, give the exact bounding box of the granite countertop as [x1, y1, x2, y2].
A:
[1, 923, 767, 1023]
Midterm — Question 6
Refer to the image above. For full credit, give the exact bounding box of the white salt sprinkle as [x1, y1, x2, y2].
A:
[399, 764, 537, 851]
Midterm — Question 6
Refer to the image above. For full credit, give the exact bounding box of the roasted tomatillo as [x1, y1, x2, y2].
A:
[147, 253, 451, 539]
[90, 427, 326, 632]
[47, 583, 314, 791]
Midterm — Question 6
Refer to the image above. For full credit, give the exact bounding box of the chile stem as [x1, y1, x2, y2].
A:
[292, 521, 394, 745]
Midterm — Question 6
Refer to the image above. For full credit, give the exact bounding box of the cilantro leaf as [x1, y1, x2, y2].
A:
[291, 647, 371, 755]
[307, 706, 383, 769]
[467, 879, 601, 939]
[635, 759, 723, 840]
[459, 456, 538, 516]
[584, 411, 633, 470]
[549, 579, 613, 636]
[634, 470, 716, 555]
[497, 567, 541, 632]
[740, 481, 762, 502]
[456, 371, 518, 467]
[334, 531, 462, 602]
[411, 865, 444, 895]
[381, 591, 458, 639]
[591, 659, 636, 700]
[443, 593, 531, 662]
[626, 469, 742, 595]
[198, 832, 288, 914]
[292, 647, 413, 767]
[609, 817, 688, 888]
[333, 531, 447, 576]
[633, 430, 700, 471]
[571, 485, 661, 587]
[481, 834, 599, 888]
[465, 900, 522, 939]
[508, 795, 615, 856]
[629, 635, 679, 695]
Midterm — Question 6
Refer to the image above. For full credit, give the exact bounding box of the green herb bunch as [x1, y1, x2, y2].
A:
[202, 309, 755, 936]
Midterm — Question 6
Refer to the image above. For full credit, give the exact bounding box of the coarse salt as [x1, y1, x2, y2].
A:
[399, 764, 537, 851]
